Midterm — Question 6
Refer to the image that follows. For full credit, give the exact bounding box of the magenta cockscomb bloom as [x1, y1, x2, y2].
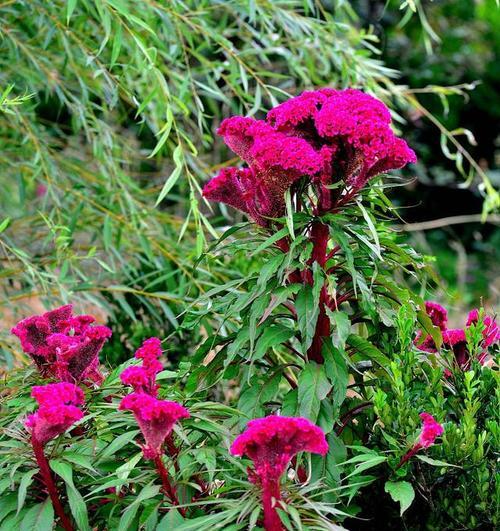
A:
[398, 412, 444, 470]
[466, 309, 499, 348]
[119, 393, 189, 459]
[416, 303, 498, 370]
[418, 413, 444, 448]
[120, 337, 163, 395]
[203, 89, 416, 226]
[26, 382, 84, 445]
[205, 116, 324, 224]
[425, 301, 448, 331]
[231, 416, 328, 531]
[11, 305, 111, 383]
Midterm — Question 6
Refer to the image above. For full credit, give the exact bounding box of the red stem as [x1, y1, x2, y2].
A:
[154, 455, 186, 516]
[396, 444, 422, 469]
[31, 438, 74, 531]
[307, 221, 330, 363]
[261, 477, 283, 531]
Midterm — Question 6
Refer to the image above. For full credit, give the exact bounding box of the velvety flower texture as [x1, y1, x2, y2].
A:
[26, 382, 84, 445]
[120, 337, 163, 396]
[232, 416, 328, 531]
[416, 303, 499, 370]
[204, 89, 416, 225]
[11, 305, 111, 383]
[231, 415, 328, 480]
[119, 393, 190, 459]
[418, 413, 444, 449]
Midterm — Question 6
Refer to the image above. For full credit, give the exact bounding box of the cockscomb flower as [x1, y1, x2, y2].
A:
[26, 382, 84, 445]
[397, 412, 444, 470]
[11, 305, 111, 384]
[418, 412, 444, 448]
[231, 416, 328, 531]
[204, 88, 415, 226]
[425, 301, 448, 331]
[120, 337, 163, 395]
[416, 303, 498, 370]
[119, 393, 189, 459]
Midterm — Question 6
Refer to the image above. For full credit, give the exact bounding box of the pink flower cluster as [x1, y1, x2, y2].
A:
[26, 382, 84, 445]
[119, 338, 189, 459]
[416, 302, 499, 370]
[11, 305, 111, 384]
[204, 89, 416, 225]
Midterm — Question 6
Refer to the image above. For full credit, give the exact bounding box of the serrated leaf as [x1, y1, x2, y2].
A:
[296, 285, 320, 352]
[253, 325, 294, 361]
[298, 362, 332, 421]
[19, 499, 54, 531]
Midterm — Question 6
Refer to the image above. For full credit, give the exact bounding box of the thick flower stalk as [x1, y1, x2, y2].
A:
[203, 89, 416, 362]
[26, 382, 85, 531]
[11, 305, 111, 383]
[416, 303, 499, 369]
[231, 416, 328, 531]
[398, 413, 444, 468]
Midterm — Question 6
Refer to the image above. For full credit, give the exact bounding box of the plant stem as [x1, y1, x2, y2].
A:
[396, 444, 422, 470]
[261, 477, 283, 531]
[31, 437, 74, 531]
[308, 221, 330, 363]
[154, 455, 186, 516]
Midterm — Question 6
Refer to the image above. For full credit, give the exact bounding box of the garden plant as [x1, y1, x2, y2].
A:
[0, 87, 498, 531]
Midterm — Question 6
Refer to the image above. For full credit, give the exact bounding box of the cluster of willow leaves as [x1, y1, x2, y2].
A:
[0, 2, 498, 531]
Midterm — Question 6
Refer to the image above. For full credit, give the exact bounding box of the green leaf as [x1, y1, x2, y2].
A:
[0, 218, 10, 233]
[17, 469, 38, 514]
[384, 481, 415, 515]
[298, 362, 332, 421]
[295, 285, 320, 352]
[50, 460, 89, 531]
[416, 455, 461, 468]
[326, 310, 350, 350]
[66, 0, 77, 24]
[253, 325, 294, 361]
[347, 334, 391, 370]
[323, 342, 349, 409]
[238, 373, 281, 425]
[157, 510, 185, 529]
[119, 484, 161, 531]
[155, 144, 184, 204]
[19, 499, 54, 531]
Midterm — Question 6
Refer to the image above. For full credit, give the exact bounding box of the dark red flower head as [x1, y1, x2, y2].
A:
[26, 382, 84, 445]
[11, 305, 111, 384]
[231, 415, 328, 481]
[119, 393, 190, 459]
